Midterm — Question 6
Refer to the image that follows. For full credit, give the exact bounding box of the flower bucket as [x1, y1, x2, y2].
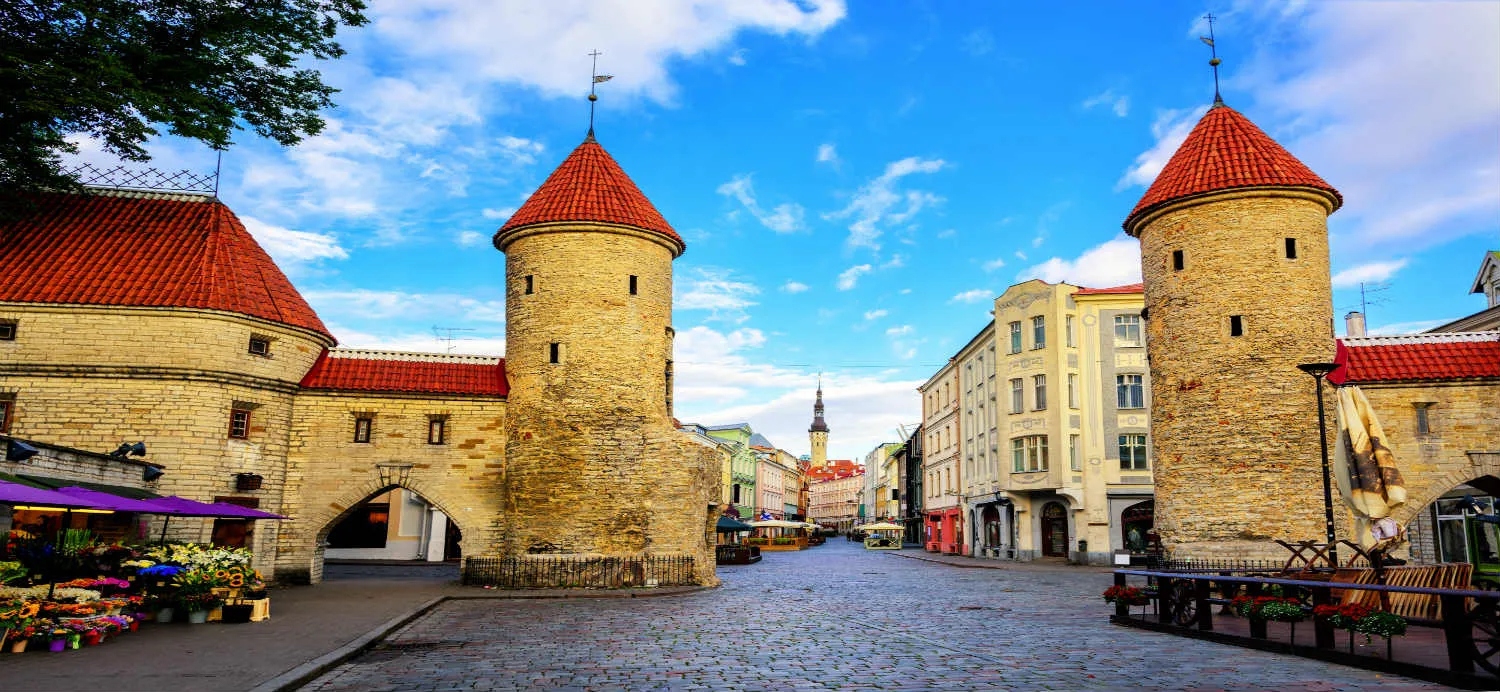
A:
[186, 609, 209, 624]
[129, 620, 139, 632]
[48, 639, 66, 653]
[10, 639, 29, 654]
[68, 634, 80, 649]
[156, 607, 175, 624]
[84, 632, 101, 646]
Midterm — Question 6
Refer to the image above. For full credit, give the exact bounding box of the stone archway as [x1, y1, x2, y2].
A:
[274, 474, 488, 585]
[1390, 455, 1500, 530]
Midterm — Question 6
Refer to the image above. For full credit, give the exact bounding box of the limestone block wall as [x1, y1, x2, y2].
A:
[1138, 192, 1337, 558]
[276, 391, 507, 583]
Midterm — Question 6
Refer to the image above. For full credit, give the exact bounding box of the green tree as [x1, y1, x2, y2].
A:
[0, 0, 368, 194]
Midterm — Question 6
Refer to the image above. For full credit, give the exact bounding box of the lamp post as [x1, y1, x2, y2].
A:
[1298, 362, 1341, 567]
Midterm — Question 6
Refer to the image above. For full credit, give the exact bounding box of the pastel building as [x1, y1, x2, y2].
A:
[919, 359, 962, 553]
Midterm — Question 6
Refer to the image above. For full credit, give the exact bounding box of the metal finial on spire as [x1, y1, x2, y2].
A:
[587, 49, 614, 138]
[1200, 13, 1223, 106]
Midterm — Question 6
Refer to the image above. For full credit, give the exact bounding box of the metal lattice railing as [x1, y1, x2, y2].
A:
[1156, 558, 1286, 573]
[461, 555, 696, 589]
[63, 162, 217, 194]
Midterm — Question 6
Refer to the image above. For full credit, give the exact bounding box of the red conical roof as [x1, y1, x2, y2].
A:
[1124, 104, 1341, 235]
[498, 134, 682, 251]
[0, 190, 333, 341]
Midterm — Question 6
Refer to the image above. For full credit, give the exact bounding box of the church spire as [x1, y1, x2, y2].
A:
[809, 375, 829, 433]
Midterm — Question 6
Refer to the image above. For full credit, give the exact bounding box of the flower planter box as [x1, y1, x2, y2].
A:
[245, 597, 270, 622]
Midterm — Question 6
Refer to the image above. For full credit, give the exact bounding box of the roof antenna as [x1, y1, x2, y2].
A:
[1200, 13, 1223, 106]
[213, 147, 223, 197]
[587, 49, 613, 140]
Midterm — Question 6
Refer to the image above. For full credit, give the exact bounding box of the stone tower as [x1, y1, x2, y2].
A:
[494, 132, 721, 586]
[809, 378, 829, 469]
[1123, 101, 1343, 559]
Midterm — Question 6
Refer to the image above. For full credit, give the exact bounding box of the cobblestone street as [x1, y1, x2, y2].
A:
[304, 542, 1443, 691]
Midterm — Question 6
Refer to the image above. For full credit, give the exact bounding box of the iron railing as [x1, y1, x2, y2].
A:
[461, 555, 696, 589]
[64, 163, 217, 194]
[1155, 558, 1286, 573]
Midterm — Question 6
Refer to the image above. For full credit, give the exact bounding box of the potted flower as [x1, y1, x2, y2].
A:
[50, 625, 74, 652]
[6, 625, 36, 653]
[1102, 585, 1149, 606]
[177, 591, 223, 624]
[0, 599, 39, 650]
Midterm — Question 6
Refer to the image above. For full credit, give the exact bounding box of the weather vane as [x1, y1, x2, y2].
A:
[588, 49, 613, 136]
[1200, 13, 1223, 105]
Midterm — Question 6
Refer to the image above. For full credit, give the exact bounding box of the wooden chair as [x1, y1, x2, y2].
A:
[1332, 567, 1379, 607]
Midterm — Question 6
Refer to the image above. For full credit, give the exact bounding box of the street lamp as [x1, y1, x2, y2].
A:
[1298, 361, 1341, 567]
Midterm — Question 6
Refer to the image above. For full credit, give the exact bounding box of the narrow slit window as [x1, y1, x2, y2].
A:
[1415, 404, 1432, 435]
[1285, 238, 1298, 259]
[524, 275, 534, 295]
[353, 417, 372, 443]
[228, 409, 251, 439]
[428, 418, 446, 445]
[629, 275, 638, 295]
[1229, 315, 1244, 337]
[1172, 250, 1184, 271]
[0, 321, 17, 341]
[549, 342, 560, 364]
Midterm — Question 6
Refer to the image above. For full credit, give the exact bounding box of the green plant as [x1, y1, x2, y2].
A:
[1353, 610, 1408, 642]
[0, 561, 25, 585]
[1256, 599, 1306, 623]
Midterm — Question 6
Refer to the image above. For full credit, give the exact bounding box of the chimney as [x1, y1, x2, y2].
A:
[1345, 311, 1367, 337]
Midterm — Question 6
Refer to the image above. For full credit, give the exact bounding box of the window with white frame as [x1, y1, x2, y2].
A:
[1119, 434, 1149, 470]
[1031, 316, 1046, 350]
[1032, 374, 1047, 411]
[1011, 435, 1049, 472]
[1067, 373, 1079, 409]
[1009, 378, 1023, 414]
[1065, 314, 1075, 348]
[1008, 321, 1022, 354]
[1117, 374, 1145, 409]
[1114, 314, 1143, 347]
[1069, 434, 1081, 471]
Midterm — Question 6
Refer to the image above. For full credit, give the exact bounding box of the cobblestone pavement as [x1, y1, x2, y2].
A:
[304, 542, 1446, 691]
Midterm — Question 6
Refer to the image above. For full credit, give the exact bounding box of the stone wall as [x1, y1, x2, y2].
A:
[275, 391, 508, 583]
[499, 225, 718, 586]
[1138, 191, 1338, 559]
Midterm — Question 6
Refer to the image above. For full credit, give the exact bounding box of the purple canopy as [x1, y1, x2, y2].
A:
[54, 486, 170, 513]
[149, 496, 243, 517]
[207, 503, 286, 520]
[0, 480, 108, 510]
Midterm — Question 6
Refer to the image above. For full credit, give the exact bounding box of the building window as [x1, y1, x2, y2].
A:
[1031, 316, 1046, 350]
[0, 321, 18, 341]
[1070, 434, 1081, 472]
[1114, 314, 1142, 347]
[1011, 435, 1048, 472]
[1032, 374, 1047, 411]
[1067, 373, 1079, 409]
[1065, 315, 1075, 348]
[549, 342, 561, 364]
[1172, 250, 1184, 271]
[353, 417, 372, 443]
[1415, 403, 1434, 435]
[0, 398, 11, 433]
[524, 275, 534, 294]
[1230, 315, 1244, 337]
[428, 418, 447, 445]
[1009, 378, 1023, 414]
[248, 336, 271, 357]
[228, 409, 251, 439]
[1117, 374, 1144, 409]
[629, 275, 638, 295]
[1009, 321, 1022, 354]
[1285, 238, 1298, 259]
[1119, 434, 1149, 470]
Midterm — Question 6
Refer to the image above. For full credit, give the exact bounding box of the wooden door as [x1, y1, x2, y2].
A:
[1041, 502, 1068, 557]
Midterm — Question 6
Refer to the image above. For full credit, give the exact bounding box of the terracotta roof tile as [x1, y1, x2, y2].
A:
[1074, 283, 1144, 296]
[0, 190, 332, 340]
[299, 350, 508, 396]
[499, 135, 682, 249]
[1330, 333, 1500, 385]
[1124, 105, 1341, 234]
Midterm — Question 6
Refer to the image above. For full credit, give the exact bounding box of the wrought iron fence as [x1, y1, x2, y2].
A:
[1156, 558, 1285, 573]
[461, 555, 696, 589]
[63, 163, 217, 194]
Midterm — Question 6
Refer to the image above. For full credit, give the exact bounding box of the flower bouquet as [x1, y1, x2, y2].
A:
[7, 624, 37, 652]
[1102, 585, 1149, 606]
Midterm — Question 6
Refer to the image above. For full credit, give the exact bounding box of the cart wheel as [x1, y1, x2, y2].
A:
[1168, 580, 1199, 627]
[1470, 597, 1500, 675]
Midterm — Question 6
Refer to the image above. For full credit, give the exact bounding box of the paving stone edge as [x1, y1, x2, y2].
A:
[250, 585, 715, 692]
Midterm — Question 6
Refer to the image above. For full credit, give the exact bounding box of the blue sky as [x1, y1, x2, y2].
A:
[74, 1, 1499, 461]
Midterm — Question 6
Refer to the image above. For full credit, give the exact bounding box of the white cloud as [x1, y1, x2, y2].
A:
[239, 216, 348, 272]
[1116, 106, 1209, 191]
[1366, 318, 1455, 336]
[1240, 2, 1500, 252]
[496, 136, 545, 166]
[863, 309, 888, 321]
[781, 280, 809, 294]
[331, 324, 507, 356]
[717, 174, 806, 233]
[880, 254, 906, 270]
[304, 288, 507, 323]
[885, 325, 913, 337]
[1014, 250, 1027, 261]
[481, 207, 517, 220]
[728, 48, 748, 66]
[1018, 236, 1142, 288]
[1331, 259, 1409, 288]
[816, 142, 839, 167]
[837, 264, 872, 291]
[824, 156, 947, 252]
[982, 257, 1006, 272]
[950, 289, 990, 304]
[1083, 89, 1130, 117]
[676, 267, 761, 322]
[961, 29, 995, 57]
[455, 230, 486, 246]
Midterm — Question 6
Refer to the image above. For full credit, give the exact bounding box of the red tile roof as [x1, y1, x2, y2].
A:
[0, 190, 332, 340]
[1330, 333, 1500, 385]
[1075, 283, 1144, 296]
[498, 135, 682, 251]
[300, 350, 509, 396]
[1124, 105, 1341, 235]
